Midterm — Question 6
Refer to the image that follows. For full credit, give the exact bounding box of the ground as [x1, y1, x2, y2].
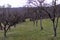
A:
[0, 19, 60, 40]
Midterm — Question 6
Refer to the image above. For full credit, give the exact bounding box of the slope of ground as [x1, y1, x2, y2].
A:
[0, 19, 60, 40]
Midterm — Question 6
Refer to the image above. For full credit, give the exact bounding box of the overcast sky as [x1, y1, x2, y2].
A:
[0, 0, 60, 7]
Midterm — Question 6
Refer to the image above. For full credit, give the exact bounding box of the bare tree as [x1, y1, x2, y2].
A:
[51, 0, 59, 37]
[42, 0, 59, 37]
[27, 0, 59, 37]
[0, 4, 21, 40]
[27, 0, 44, 30]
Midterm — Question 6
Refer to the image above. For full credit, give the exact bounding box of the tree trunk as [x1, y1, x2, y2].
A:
[0, 23, 2, 30]
[4, 26, 7, 40]
[54, 27, 56, 37]
[40, 18, 43, 30]
[33, 20, 35, 25]
[4, 27, 7, 37]
[4, 29, 7, 37]
[36, 20, 38, 27]
[53, 21, 57, 37]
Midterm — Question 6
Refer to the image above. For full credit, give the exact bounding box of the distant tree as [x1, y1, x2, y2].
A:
[27, 0, 59, 37]
[43, 0, 59, 37]
[51, 0, 59, 37]
[41, 0, 59, 37]
[27, 0, 45, 30]
[0, 4, 21, 40]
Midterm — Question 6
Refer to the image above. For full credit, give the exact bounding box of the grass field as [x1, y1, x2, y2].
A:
[0, 19, 60, 40]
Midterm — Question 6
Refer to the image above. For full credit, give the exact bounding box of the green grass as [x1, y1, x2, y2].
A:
[0, 19, 60, 40]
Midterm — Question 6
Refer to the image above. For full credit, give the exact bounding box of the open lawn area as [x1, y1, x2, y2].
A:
[0, 19, 60, 40]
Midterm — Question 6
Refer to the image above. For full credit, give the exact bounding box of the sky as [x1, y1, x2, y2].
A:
[44, 0, 60, 4]
[0, 0, 60, 7]
[0, 0, 27, 7]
